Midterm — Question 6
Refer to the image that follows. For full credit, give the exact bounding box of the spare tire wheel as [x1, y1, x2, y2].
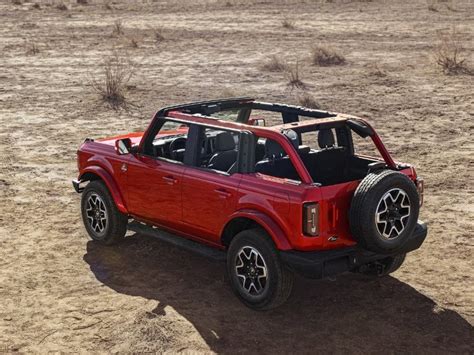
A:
[349, 170, 420, 253]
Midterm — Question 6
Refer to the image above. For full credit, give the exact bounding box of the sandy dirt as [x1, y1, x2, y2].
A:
[0, 0, 473, 352]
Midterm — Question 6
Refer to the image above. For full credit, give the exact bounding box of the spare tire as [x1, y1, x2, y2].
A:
[349, 170, 420, 254]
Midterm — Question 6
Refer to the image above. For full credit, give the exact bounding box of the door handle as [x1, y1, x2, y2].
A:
[215, 188, 231, 198]
[162, 175, 177, 185]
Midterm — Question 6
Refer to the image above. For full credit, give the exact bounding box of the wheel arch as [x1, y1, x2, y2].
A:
[79, 166, 128, 214]
[221, 210, 293, 250]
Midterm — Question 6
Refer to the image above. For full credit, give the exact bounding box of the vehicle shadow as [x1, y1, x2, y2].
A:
[83, 233, 473, 353]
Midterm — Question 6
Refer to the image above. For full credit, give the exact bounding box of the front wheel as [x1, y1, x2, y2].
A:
[81, 180, 128, 245]
[227, 229, 294, 310]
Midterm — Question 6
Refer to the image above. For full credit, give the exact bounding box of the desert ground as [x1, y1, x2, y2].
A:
[0, 0, 473, 352]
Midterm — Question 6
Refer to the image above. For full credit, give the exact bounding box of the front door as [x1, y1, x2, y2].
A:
[126, 154, 185, 227]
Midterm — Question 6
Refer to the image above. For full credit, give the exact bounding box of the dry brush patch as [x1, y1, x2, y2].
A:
[90, 52, 135, 109]
[154, 27, 165, 43]
[282, 18, 296, 29]
[285, 60, 307, 90]
[260, 55, 288, 72]
[434, 29, 471, 75]
[112, 19, 124, 36]
[56, 2, 68, 10]
[297, 93, 320, 109]
[25, 41, 40, 55]
[311, 46, 346, 66]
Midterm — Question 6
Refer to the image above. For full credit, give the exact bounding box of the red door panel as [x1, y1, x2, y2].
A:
[126, 155, 185, 226]
[181, 168, 242, 243]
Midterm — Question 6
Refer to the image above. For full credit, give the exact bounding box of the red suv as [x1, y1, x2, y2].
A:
[73, 98, 427, 310]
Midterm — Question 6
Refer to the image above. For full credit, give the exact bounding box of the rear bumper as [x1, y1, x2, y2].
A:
[280, 221, 427, 279]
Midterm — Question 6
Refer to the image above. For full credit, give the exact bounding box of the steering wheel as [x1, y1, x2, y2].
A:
[169, 137, 187, 160]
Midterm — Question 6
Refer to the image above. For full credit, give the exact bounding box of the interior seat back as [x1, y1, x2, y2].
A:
[207, 132, 238, 172]
[304, 129, 348, 185]
[255, 138, 300, 180]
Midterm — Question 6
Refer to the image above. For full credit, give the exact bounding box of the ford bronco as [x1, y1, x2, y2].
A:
[73, 98, 427, 310]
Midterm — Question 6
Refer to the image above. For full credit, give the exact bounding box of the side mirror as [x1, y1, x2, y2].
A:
[115, 138, 132, 155]
[248, 118, 266, 127]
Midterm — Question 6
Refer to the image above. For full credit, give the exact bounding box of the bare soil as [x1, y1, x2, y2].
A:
[0, 0, 473, 352]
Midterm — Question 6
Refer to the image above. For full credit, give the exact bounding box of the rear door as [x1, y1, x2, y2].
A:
[181, 169, 242, 242]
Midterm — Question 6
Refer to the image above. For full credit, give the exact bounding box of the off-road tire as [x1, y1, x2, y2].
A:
[227, 229, 294, 310]
[380, 253, 406, 275]
[81, 180, 127, 245]
[350, 170, 419, 254]
[360, 253, 407, 277]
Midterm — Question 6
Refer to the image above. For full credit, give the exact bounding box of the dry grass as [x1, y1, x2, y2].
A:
[112, 20, 124, 36]
[282, 18, 296, 29]
[11, 0, 22, 4]
[260, 55, 288, 72]
[311, 46, 346, 66]
[298, 93, 320, 109]
[91, 52, 134, 109]
[285, 60, 307, 89]
[77, 0, 88, 4]
[434, 29, 470, 75]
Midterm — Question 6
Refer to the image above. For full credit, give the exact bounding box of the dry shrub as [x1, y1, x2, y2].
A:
[91, 52, 134, 109]
[285, 61, 307, 90]
[32, 3, 40, 9]
[428, 4, 438, 11]
[11, 0, 22, 4]
[446, 4, 458, 12]
[112, 20, 124, 36]
[104, 2, 113, 10]
[56, 2, 68, 10]
[154, 28, 165, 43]
[298, 93, 320, 109]
[367, 63, 387, 77]
[282, 18, 295, 30]
[129, 37, 139, 48]
[434, 29, 470, 75]
[311, 46, 346, 66]
[260, 55, 288, 72]
[25, 42, 40, 55]
[77, 0, 88, 4]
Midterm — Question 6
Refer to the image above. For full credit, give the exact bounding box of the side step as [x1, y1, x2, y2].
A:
[128, 221, 226, 262]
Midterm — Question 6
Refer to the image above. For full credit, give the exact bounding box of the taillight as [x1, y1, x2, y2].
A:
[416, 178, 424, 206]
[303, 202, 319, 236]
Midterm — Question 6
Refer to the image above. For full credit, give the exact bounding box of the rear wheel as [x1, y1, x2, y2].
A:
[81, 180, 127, 245]
[227, 229, 293, 310]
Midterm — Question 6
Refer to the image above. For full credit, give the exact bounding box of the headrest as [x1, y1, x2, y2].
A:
[318, 129, 335, 148]
[215, 132, 235, 151]
[282, 129, 299, 150]
[265, 139, 285, 158]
